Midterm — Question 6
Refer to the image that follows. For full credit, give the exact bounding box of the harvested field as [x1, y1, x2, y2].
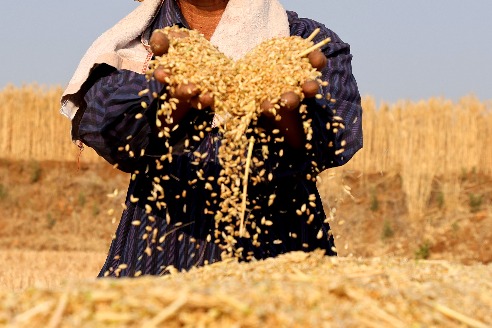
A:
[2, 251, 491, 327]
[1, 85, 492, 326]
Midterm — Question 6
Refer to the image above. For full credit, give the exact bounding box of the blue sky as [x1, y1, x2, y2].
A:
[1, 0, 491, 102]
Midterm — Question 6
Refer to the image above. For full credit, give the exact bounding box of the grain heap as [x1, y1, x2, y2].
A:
[143, 26, 331, 258]
[2, 253, 491, 327]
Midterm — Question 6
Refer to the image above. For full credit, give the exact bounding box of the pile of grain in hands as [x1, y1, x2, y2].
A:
[141, 26, 331, 257]
[2, 252, 491, 327]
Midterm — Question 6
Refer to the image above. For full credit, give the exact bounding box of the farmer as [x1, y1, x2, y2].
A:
[61, 0, 362, 277]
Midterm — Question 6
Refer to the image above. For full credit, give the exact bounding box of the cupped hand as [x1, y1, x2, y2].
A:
[150, 31, 215, 111]
[307, 49, 327, 72]
[149, 29, 190, 56]
[258, 49, 328, 149]
[172, 83, 215, 111]
[260, 92, 303, 149]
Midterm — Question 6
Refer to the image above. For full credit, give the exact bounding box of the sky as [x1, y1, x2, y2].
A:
[1, 0, 491, 103]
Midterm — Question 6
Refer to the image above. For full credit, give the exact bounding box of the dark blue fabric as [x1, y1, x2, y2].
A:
[77, 0, 362, 277]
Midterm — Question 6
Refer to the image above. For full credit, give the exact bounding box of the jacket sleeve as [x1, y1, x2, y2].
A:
[78, 69, 154, 173]
[79, 68, 213, 173]
[77, 68, 195, 173]
[290, 14, 363, 172]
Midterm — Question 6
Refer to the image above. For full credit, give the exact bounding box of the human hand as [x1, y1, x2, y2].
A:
[258, 49, 328, 149]
[150, 30, 215, 111]
[260, 48, 327, 118]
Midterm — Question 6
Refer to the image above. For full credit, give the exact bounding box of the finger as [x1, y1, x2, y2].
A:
[260, 99, 275, 118]
[190, 93, 214, 110]
[150, 31, 170, 56]
[198, 93, 215, 109]
[172, 83, 200, 100]
[308, 49, 327, 71]
[264, 94, 304, 149]
[168, 30, 189, 39]
[280, 92, 301, 112]
[153, 66, 171, 84]
[302, 80, 320, 98]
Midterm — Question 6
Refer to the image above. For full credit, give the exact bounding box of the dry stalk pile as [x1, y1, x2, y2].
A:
[2, 252, 491, 327]
[140, 26, 331, 258]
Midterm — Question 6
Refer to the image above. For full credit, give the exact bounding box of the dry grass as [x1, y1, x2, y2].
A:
[1, 251, 491, 327]
[0, 250, 105, 292]
[346, 96, 492, 176]
[2, 86, 491, 219]
[2, 86, 491, 172]
[0, 84, 100, 162]
[339, 96, 492, 218]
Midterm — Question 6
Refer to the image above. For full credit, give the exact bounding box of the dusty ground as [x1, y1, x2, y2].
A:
[0, 159, 491, 288]
[1, 159, 490, 264]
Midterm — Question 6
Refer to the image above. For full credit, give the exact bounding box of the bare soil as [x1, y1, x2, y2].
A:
[0, 159, 490, 264]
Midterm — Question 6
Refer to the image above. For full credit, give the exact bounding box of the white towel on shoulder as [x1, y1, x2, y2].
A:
[61, 0, 289, 120]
